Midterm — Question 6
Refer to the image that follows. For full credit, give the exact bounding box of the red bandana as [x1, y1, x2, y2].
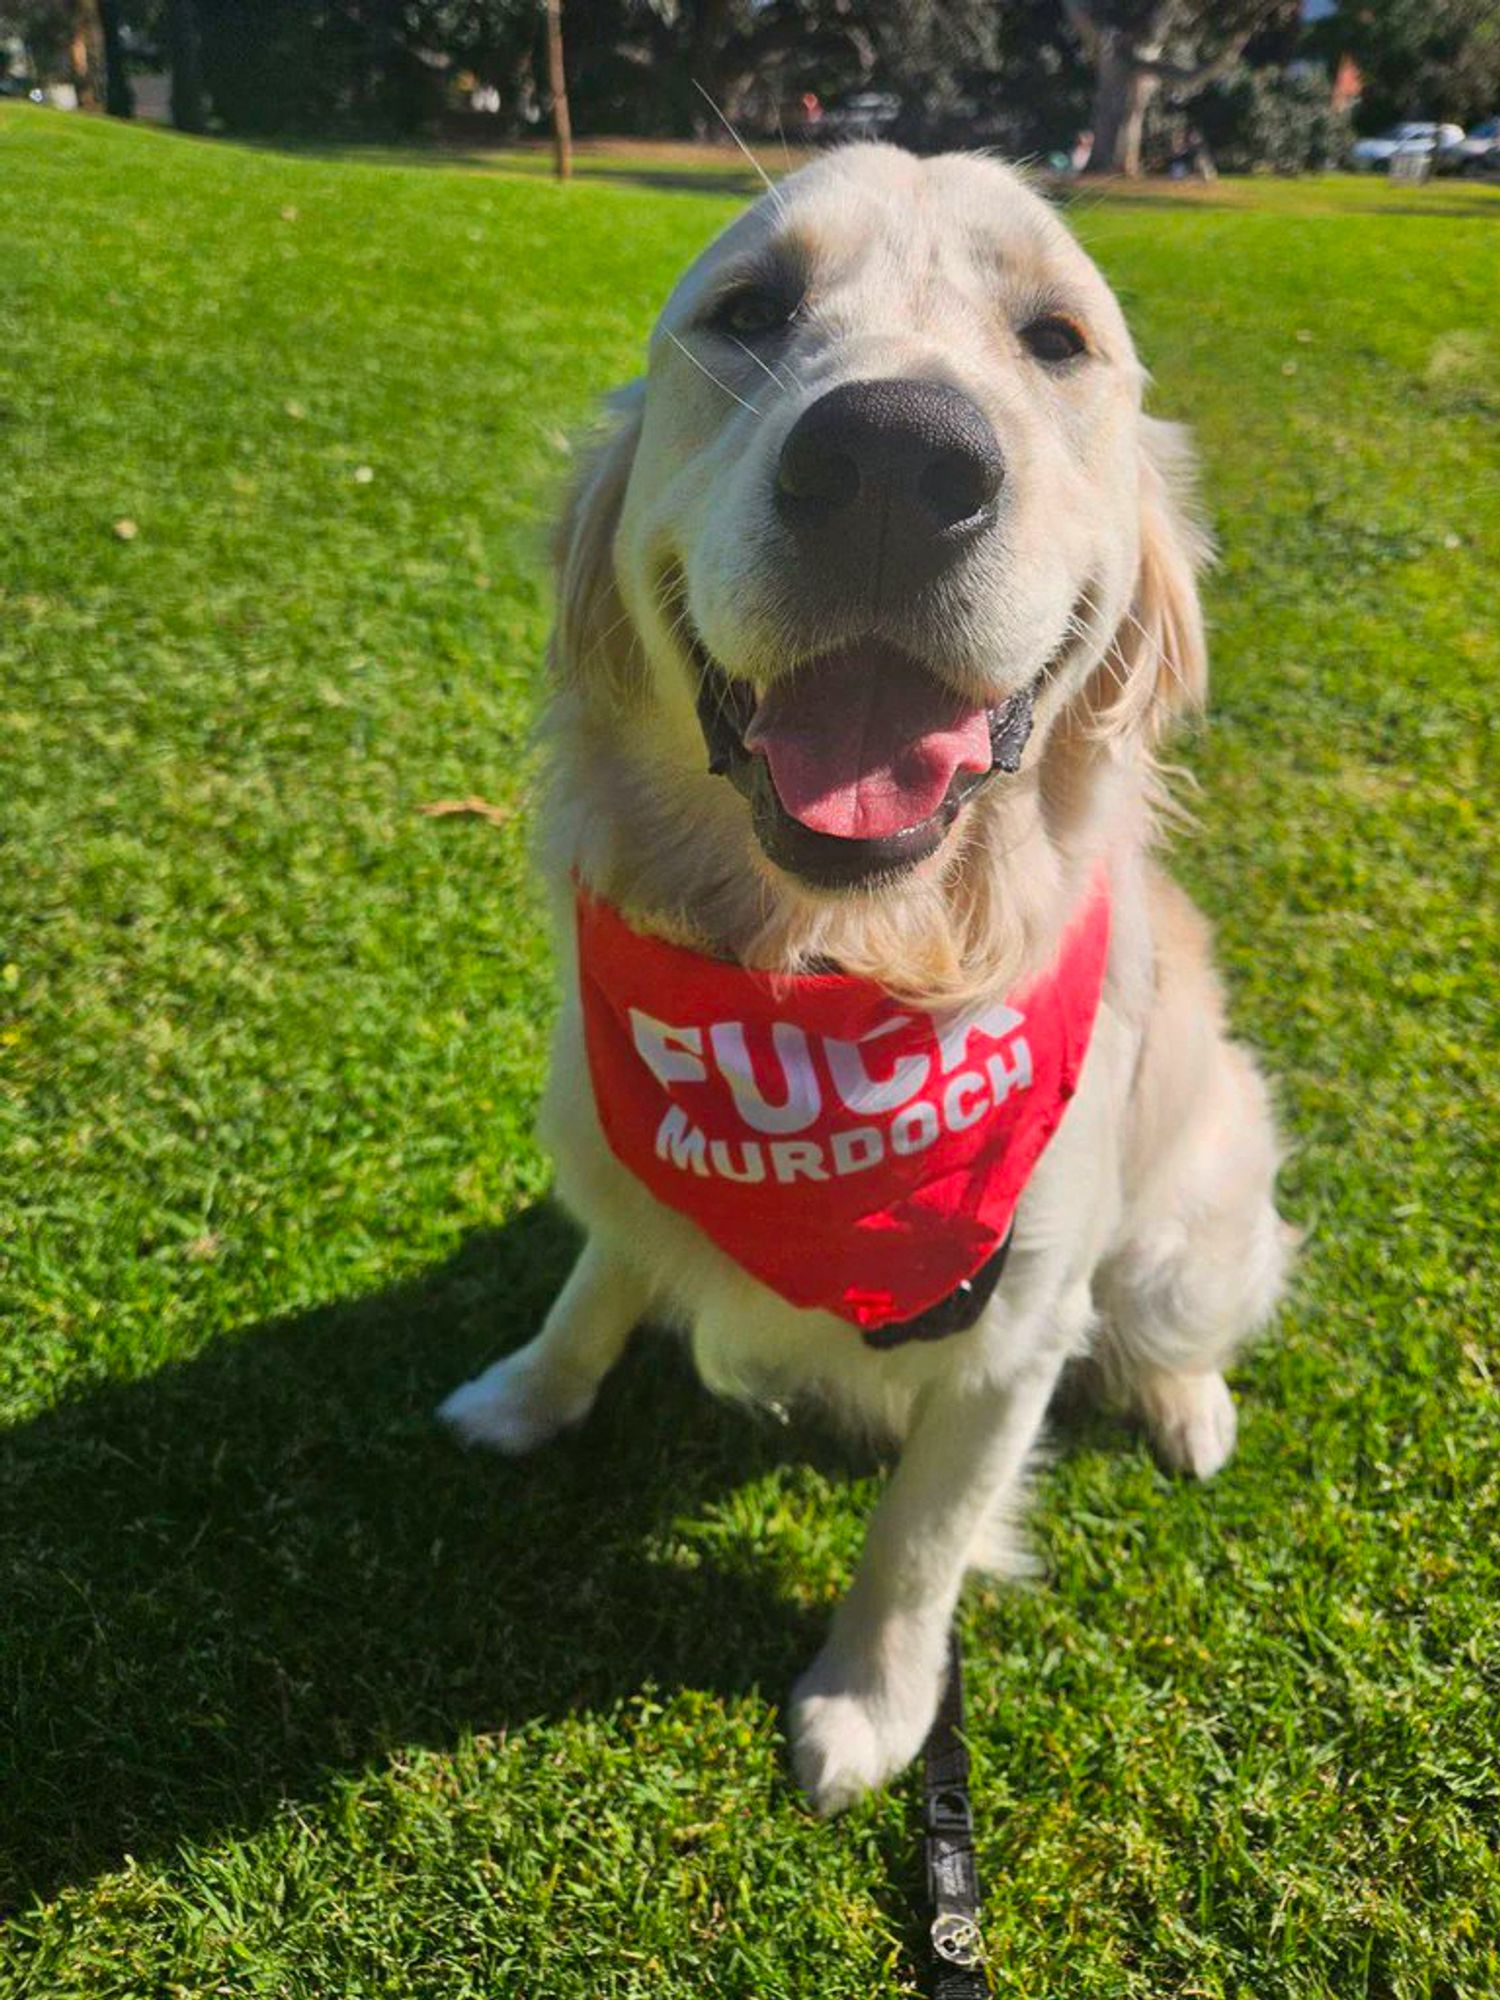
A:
[575, 884, 1111, 1331]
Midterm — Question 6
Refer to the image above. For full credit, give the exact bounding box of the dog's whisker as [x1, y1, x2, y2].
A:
[666, 329, 760, 415]
[689, 637, 741, 736]
[729, 334, 791, 394]
[692, 81, 784, 213]
[772, 104, 793, 177]
[1072, 587, 1148, 705]
[1114, 598, 1192, 702]
[1074, 581, 1180, 697]
[669, 613, 698, 656]
[577, 603, 637, 672]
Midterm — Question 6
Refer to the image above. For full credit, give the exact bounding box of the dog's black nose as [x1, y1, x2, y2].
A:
[775, 379, 1003, 590]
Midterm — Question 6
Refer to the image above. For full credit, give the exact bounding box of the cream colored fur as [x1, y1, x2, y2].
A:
[440, 146, 1289, 1814]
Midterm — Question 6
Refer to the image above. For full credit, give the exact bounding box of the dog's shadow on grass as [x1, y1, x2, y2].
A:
[1, 1203, 868, 1911]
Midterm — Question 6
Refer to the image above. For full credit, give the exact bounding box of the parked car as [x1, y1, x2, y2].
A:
[1458, 142, 1500, 181]
[1439, 117, 1500, 174]
[820, 92, 900, 142]
[1349, 122, 1464, 172]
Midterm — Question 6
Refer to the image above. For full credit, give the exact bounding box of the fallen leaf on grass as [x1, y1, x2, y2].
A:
[418, 796, 511, 825]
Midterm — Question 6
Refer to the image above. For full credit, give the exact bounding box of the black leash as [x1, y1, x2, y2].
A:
[920, 1628, 991, 1999]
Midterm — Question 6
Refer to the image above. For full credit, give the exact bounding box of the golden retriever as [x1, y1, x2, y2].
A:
[440, 145, 1289, 1814]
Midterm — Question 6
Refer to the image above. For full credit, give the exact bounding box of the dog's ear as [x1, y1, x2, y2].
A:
[1089, 415, 1211, 743]
[552, 382, 645, 704]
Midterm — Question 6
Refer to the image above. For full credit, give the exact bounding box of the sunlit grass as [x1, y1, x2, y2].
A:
[1, 103, 1496, 1999]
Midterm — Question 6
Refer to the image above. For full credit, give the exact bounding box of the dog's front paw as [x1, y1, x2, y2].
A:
[1143, 1369, 1237, 1480]
[436, 1350, 594, 1456]
[789, 1651, 937, 1815]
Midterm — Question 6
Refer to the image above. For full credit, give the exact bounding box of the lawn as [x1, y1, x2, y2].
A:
[1, 104, 1496, 1999]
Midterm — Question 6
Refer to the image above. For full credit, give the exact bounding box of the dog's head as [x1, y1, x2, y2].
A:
[556, 145, 1207, 900]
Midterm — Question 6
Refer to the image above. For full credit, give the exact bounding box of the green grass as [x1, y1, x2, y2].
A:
[1, 103, 1497, 1998]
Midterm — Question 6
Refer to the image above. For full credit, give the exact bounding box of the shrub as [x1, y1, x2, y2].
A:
[1188, 64, 1355, 174]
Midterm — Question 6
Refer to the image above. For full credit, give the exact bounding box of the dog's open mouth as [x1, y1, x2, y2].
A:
[692, 636, 1038, 891]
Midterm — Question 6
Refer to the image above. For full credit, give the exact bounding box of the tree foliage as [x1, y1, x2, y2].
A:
[1061, 0, 1299, 171]
[1, 0, 81, 77]
[879, 0, 1087, 154]
[12, 0, 1489, 169]
[1188, 63, 1354, 174]
[1315, 0, 1500, 129]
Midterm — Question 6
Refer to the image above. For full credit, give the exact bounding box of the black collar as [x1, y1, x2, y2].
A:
[859, 1230, 1013, 1351]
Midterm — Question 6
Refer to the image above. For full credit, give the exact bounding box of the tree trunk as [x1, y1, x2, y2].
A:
[166, 0, 206, 134]
[1087, 29, 1160, 176]
[99, 0, 133, 118]
[68, 0, 103, 111]
[545, 0, 572, 182]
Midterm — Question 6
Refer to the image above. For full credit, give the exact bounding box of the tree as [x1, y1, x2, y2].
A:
[98, 0, 133, 114]
[66, 0, 102, 106]
[560, 0, 886, 140]
[183, 0, 535, 135]
[876, 0, 1089, 155]
[1315, 0, 1500, 129]
[165, 0, 205, 129]
[0, 0, 85, 93]
[2, 0, 143, 114]
[544, 0, 570, 177]
[1188, 64, 1353, 174]
[1061, 0, 1295, 174]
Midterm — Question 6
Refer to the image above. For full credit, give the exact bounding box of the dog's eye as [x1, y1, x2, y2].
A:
[1021, 315, 1088, 365]
[709, 285, 799, 341]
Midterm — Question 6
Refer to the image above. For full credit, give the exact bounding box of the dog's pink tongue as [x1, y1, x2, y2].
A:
[745, 652, 992, 840]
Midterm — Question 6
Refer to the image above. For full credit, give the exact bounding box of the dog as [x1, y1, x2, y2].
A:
[440, 145, 1289, 1815]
